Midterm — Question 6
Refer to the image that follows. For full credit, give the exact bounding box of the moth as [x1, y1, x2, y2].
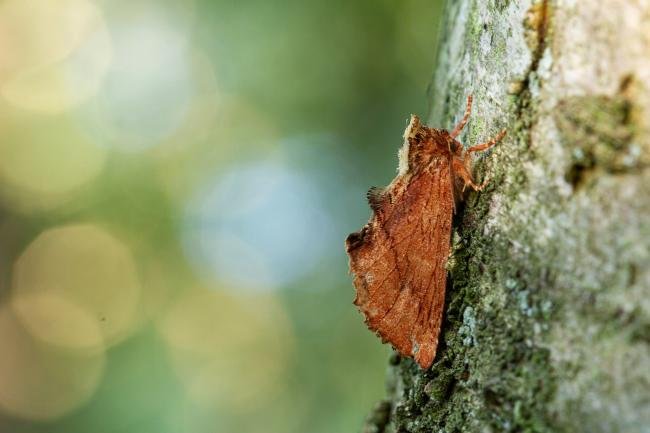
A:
[345, 96, 506, 369]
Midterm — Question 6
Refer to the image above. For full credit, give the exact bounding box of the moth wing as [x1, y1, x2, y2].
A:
[366, 186, 386, 213]
[346, 162, 453, 369]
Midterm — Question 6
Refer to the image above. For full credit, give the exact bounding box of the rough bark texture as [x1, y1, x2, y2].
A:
[363, 1, 650, 432]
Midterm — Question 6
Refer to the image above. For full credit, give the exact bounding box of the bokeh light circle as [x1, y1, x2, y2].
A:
[79, 5, 196, 152]
[183, 161, 334, 291]
[158, 288, 293, 411]
[11, 293, 105, 352]
[0, 116, 107, 212]
[13, 224, 142, 346]
[0, 305, 105, 421]
[0, 0, 112, 112]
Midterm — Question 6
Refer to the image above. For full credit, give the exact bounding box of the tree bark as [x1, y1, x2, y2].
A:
[364, 1, 650, 432]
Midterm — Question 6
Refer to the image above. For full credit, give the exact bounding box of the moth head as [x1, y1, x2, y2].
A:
[424, 127, 463, 156]
[400, 114, 455, 175]
[445, 131, 463, 154]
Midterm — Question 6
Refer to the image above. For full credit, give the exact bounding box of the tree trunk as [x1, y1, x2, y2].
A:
[364, 1, 650, 432]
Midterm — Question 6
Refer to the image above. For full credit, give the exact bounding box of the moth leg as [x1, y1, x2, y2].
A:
[456, 129, 505, 191]
[466, 128, 507, 154]
[452, 156, 485, 192]
[450, 95, 473, 139]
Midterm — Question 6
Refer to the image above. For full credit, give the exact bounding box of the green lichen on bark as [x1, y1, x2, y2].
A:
[366, 0, 650, 432]
[555, 89, 643, 188]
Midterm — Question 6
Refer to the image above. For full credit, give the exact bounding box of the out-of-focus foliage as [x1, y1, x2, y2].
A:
[0, 0, 443, 432]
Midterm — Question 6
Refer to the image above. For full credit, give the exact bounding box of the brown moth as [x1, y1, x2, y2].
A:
[345, 95, 506, 369]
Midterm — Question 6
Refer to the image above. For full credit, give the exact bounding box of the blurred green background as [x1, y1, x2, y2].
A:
[0, 0, 443, 432]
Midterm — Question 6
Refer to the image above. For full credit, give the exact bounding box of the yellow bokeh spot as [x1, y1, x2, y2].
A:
[0, 0, 112, 112]
[0, 113, 107, 212]
[158, 288, 293, 411]
[11, 293, 105, 352]
[0, 305, 105, 420]
[13, 224, 142, 346]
